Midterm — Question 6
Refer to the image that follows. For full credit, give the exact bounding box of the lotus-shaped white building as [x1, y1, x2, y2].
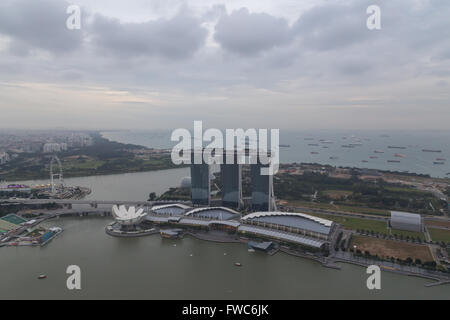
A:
[112, 205, 147, 226]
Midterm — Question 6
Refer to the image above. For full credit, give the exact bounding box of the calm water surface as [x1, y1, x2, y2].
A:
[1, 217, 449, 299]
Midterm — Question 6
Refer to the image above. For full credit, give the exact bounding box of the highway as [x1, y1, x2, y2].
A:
[1, 199, 190, 206]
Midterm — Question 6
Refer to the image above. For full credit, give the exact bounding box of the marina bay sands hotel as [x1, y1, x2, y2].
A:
[190, 149, 275, 211]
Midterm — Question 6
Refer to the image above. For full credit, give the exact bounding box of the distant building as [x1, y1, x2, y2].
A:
[390, 211, 424, 232]
[43, 143, 67, 153]
[68, 133, 93, 147]
[0, 152, 10, 165]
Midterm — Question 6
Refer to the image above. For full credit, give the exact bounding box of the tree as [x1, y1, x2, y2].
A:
[148, 192, 157, 201]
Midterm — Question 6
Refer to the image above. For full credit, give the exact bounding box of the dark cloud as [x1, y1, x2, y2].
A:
[90, 9, 208, 60]
[0, 0, 84, 54]
[214, 8, 292, 55]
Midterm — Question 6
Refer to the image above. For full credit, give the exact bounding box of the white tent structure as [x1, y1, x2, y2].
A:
[112, 205, 147, 226]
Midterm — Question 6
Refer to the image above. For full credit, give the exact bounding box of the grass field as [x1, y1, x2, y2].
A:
[308, 213, 426, 240]
[425, 220, 450, 229]
[351, 235, 433, 262]
[309, 213, 389, 233]
[389, 228, 426, 240]
[285, 200, 390, 216]
[428, 228, 450, 243]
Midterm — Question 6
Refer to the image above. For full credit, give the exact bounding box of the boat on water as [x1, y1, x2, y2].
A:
[38, 275, 47, 279]
[341, 145, 354, 148]
[387, 160, 401, 163]
[422, 149, 442, 153]
[308, 143, 319, 146]
[279, 144, 290, 148]
[349, 143, 363, 146]
[304, 138, 314, 141]
[234, 262, 242, 267]
[374, 150, 384, 153]
[436, 158, 446, 161]
[329, 156, 339, 160]
[369, 156, 378, 159]
[434, 162, 445, 165]
[388, 146, 406, 149]
[311, 152, 319, 155]
[361, 160, 369, 163]
[394, 153, 405, 158]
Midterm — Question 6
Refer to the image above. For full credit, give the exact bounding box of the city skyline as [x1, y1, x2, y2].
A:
[0, 0, 449, 130]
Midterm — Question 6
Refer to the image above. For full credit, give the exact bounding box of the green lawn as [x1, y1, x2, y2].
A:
[428, 228, 450, 243]
[286, 200, 390, 216]
[390, 228, 426, 240]
[309, 213, 426, 240]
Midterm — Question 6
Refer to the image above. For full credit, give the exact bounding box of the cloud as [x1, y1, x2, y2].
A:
[90, 8, 208, 60]
[0, 0, 449, 130]
[214, 8, 292, 55]
[292, 1, 372, 52]
[0, 0, 84, 54]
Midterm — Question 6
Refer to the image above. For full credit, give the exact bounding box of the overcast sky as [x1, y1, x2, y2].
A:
[0, 0, 449, 130]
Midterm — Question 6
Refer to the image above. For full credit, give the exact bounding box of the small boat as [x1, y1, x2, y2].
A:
[436, 158, 446, 161]
[279, 144, 290, 148]
[374, 150, 384, 154]
[434, 162, 445, 165]
[394, 153, 405, 158]
[329, 156, 339, 160]
[361, 160, 368, 163]
[38, 275, 47, 279]
[387, 160, 401, 163]
[308, 143, 319, 146]
[248, 248, 255, 253]
[422, 149, 441, 153]
[388, 146, 406, 149]
[311, 152, 319, 155]
[234, 262, 242, 267]
[369, 156, 378, 159]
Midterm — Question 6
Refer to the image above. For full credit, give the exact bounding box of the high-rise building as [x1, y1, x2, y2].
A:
[251, 162, 274, 211]
[220, 151, 242, 209]
[190, 151, 210, 206]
